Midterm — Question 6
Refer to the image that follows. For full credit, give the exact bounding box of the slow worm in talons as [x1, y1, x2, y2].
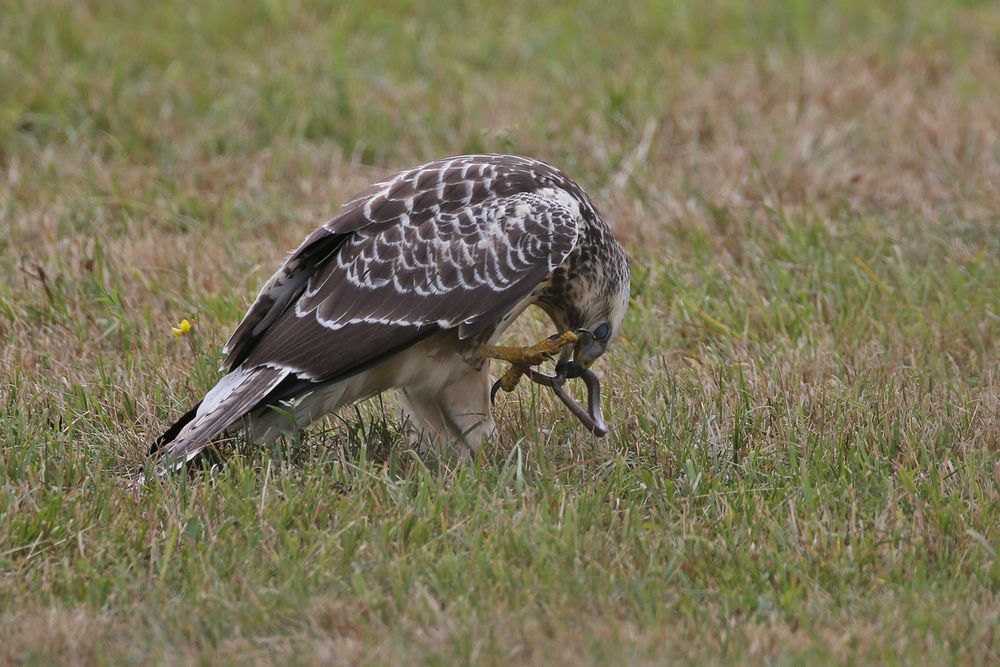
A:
[489, 368, 608, 437]
[527, 368, 608, 437]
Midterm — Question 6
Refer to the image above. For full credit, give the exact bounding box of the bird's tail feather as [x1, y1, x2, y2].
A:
[148, 400, 202, 458]
[144, 365, 289, 480]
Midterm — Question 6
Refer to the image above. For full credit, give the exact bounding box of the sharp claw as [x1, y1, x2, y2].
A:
[490, 378, 503, 406]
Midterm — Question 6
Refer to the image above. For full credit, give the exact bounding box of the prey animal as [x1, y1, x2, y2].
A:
[147, 154, 630, 477]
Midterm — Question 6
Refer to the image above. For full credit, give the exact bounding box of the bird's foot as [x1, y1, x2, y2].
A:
[477, 330, 579, 368]
[477, 331, 580, 398]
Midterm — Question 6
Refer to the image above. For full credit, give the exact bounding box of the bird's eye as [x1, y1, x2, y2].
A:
[593, 323, 611, 340]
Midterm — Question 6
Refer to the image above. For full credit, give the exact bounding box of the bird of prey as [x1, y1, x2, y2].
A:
[147, 154, 630, 477]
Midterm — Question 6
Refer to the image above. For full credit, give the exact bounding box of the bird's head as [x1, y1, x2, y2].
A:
[551, 257, 631, 381]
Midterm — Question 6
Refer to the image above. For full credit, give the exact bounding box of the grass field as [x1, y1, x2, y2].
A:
[2, 1, 999, 664]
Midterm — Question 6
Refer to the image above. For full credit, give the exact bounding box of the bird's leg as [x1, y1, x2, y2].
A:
[477, 331, 579, 394]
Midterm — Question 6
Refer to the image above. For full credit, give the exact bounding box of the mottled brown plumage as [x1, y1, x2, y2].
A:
[146, 154, 630, 478]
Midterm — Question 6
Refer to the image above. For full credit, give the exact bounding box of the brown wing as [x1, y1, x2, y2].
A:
[242, 191, 578, 380]
[221, 155, 589, 383]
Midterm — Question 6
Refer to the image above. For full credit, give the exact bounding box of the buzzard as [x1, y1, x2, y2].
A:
[147, 154, 630, 477]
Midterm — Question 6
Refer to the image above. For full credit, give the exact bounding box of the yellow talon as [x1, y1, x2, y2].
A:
[499, 365, 524, 392]
[476, 330, 579, 366]
[477, 331, 579, 393]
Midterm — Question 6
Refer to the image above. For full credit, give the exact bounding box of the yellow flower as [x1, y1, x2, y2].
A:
[171, 318, 192, 339]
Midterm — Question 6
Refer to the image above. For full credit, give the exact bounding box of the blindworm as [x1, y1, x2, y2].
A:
[489, 367, 608, 437]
